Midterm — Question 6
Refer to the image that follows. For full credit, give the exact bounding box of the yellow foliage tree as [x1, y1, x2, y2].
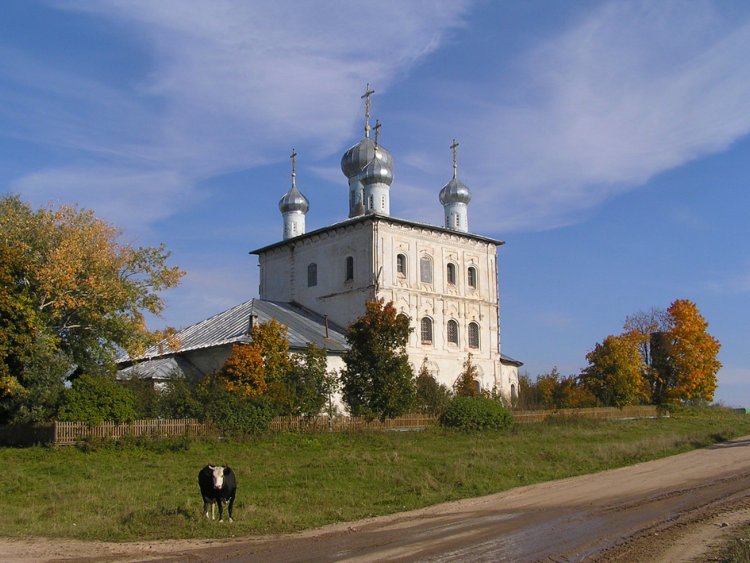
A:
[663, 299, 721, 403]
[218, 320, 292, 400]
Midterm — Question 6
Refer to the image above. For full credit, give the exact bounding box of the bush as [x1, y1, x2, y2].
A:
[439, 396, 513, 431]
[58, 374, 138, 424]
[198, 374, 273, 435]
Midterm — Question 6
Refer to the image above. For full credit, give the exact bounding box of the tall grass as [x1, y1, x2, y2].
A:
[1, 407, 748, 542]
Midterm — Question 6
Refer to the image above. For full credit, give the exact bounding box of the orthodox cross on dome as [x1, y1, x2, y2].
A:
[450, 138, 459, 179]
[373, 119, 381, 148]
[290, 148, 297, 186]
[361, 83, 375, 138]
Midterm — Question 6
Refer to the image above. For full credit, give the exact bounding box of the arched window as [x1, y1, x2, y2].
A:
[446, 263, 456, 285]
[467, 266, 477, 289]
[307, 263, 317, 287]
[420, 256, 433, 284]
[345, 256, 354, 281]
[511, 383, 518, 401]
[447, 320, 458, 344]
[420, 317, 433, 344]
[396, 254, 407, 276]
[468, 322, 480, 349]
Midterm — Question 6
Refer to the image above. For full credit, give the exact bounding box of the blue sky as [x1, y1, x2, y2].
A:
[2, 0, 749, 405]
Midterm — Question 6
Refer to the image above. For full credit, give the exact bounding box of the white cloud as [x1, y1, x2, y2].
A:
[5, 0, 472, 228]
[10, 166, 196, 236]
[395, 1, 750, 233]
[705, 271, 750, 295]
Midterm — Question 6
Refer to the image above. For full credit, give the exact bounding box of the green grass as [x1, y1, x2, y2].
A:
[1, 407, 749, 542]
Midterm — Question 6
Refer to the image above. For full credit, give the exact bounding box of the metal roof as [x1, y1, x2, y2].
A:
[249, 214, 504, 255]
[120, 299, 348, 364]
[500, 353, 524, 367]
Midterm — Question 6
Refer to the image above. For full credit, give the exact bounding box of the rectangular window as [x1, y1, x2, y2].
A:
[345, 256, 354, 281]
[396, 254, 406, 276]
[420, 256, 433, 284]
[307, 263, 317, 287]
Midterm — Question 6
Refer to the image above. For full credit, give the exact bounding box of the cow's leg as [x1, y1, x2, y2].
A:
[227, 495, 235, 523]
[217, 498, 225, 522]
[203, 500, 210, 519]
[211, 502, 216, 521]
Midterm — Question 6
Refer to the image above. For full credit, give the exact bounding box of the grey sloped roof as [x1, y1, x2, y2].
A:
[500, 353, 523, 367]
[121, 299, 348, 364]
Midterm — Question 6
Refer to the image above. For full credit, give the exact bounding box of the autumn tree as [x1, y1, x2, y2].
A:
[341, 299, 415, 420]
[582, 332, 649, 407]
[656, 299, 721, 403]
[219, 319, 291, 400]
[587, 299, 721, 405]
[0, 195, 183, 423]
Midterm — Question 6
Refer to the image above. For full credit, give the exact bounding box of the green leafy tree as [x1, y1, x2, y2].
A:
[58, 374, 138, 424]
[0, 195, 183, 422]
[278, 344, 330, 417]
[341, 299, 415, 420]
[582, 333, 649, 407]
[415, 358, 452, 416]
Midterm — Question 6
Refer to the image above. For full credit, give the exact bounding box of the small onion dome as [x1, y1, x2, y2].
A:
[278, 184, 309, 214]
[439, 177, 472, 205]
[360, 146, 394, 186]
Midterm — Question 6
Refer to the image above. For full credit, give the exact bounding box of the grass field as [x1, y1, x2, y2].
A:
[1, 407, 749, 542]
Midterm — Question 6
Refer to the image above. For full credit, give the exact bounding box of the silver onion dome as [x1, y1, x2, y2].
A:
[360, 145, 394, 186]
[278, 184, 309, 214]
[439, 176, 472, 205]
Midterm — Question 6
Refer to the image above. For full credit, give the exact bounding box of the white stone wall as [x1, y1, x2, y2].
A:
[256, 216, 518, 402]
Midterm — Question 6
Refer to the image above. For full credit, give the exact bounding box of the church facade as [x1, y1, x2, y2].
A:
[252, 86, 520, 401]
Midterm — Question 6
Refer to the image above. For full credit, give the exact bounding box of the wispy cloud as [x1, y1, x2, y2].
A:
[399, 1, 750, 233]
[4, 0, 472, 228]
[705, 270, 750, 295]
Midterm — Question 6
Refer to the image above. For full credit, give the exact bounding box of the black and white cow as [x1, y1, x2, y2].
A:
[198, 465, 236, 522]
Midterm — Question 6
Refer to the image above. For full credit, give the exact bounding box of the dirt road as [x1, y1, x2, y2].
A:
[3, 436, 750, 562]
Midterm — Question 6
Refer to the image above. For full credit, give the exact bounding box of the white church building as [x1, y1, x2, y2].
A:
[119, 86, 521, 404]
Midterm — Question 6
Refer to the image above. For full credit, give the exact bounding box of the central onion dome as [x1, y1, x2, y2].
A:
[340, 138, 394, 186]
[278, 183, 309, 214]
[439, 176, 472, 205]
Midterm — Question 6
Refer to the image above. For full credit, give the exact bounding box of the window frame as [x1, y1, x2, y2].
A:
[467, 266, 478, 289]
[419, 255, 433, 284]
[420, 317, 433, 344]
[396, 253, 407, 277]
[345, 256, 354, 282]
[447, 319, 459, 345]
[307, 263, 317, 287]
[446, 262, 456, 285]
[468, 321, 480, 349]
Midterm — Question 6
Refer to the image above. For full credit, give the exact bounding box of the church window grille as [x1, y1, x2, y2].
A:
[420, 256, 433, 284]
[468, 322, 480, 349]
[447, 263, 456, 285]
[455, 214, 460, 228]
[468, 266, 477, 289]
[421, 317, 433, 344]
[396, 254, 406, 276]
[368, 195, 374, 210]
[381, 195, 385, 209]
[345, 256, 354, 281]
[308, 263, 317, 287]
[447, 320, 458, 344]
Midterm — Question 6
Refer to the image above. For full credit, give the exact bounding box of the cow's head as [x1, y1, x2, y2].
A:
[208, 465, 225, 490]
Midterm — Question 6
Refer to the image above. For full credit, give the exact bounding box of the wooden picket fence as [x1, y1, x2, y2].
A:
[512, 405, 661, 423]
[0, 406, 662, 446]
